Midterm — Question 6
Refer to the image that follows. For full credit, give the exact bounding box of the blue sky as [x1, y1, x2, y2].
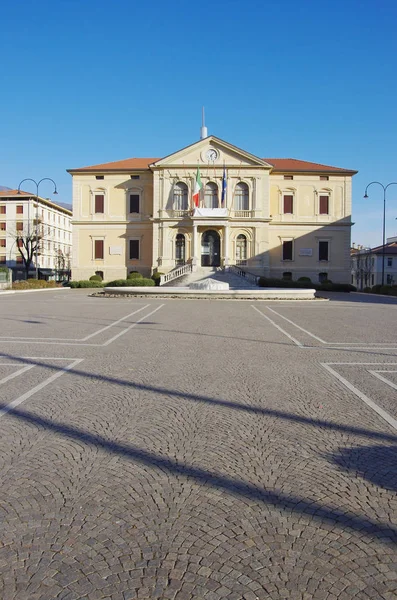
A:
[1, 0, 397, 247]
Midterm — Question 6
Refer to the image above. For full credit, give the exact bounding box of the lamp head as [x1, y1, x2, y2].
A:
[364, 192, 368, 199]
[53, 189, 58, 195]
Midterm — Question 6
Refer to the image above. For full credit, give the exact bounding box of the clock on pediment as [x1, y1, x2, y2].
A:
[201, 148, 219, 163]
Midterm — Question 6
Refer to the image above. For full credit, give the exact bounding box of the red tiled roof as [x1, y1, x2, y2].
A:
[68, 156, 357, 174]
[370, 242, 397, 255]
[67, 158, 158, 172]
[263, 158, 357, 173]
[0, 189, 33, 197]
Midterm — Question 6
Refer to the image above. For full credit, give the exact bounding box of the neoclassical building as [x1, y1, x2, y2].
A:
[68, 135, 357, 282]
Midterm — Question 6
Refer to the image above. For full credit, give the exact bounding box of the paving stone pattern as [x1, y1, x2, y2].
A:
[0, 290, 396, 599]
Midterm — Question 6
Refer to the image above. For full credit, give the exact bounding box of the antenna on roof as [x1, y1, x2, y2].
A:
[200, 106, 208, 139]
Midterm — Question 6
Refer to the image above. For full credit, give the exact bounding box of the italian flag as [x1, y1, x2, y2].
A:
[192, 167, 202, 207]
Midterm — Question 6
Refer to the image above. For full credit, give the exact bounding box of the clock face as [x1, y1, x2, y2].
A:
[205, 148, 218, 162]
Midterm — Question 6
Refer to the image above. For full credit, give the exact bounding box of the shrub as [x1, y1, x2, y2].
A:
[151, 272, 164, 286]
[68, 280, 104, 288]
[363, 287, 372, 293]
[317, 282, 356, 292]
[372, 284, 382, 294]
[297, 277, 312, 283]
[258, 277, 312, 289]
[12, 280, 58, 290]
[379, 285, 397, 296]
[106, 278, 155, 287]
[89, 274, 103, 281]
[127, 271, 143, 279]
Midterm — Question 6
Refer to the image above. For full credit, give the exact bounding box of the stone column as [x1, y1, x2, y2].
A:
[224, 224, 230, 268]
[192, 224, 198, 271]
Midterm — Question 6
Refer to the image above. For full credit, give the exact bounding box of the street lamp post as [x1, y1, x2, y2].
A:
[17, 178, 58, 279]
[364, 181, 397, 287]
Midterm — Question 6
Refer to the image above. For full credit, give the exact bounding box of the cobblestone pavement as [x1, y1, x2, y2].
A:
[0, 290, 396, 600]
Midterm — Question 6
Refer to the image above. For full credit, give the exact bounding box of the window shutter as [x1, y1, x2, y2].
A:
[94, 240, 104, 259]
[319, 241, 329, 261]
[95, 195, 104, 213]
[130, 194, 140, 213]
[319, 196, 329, 215]
[283, 195, 293, 214]
[283, 240, 293, 260]
[129, 240, 139, 259]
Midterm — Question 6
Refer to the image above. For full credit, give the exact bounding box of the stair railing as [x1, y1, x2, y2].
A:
[229, 264, 260, 286]
[159, 263, 193, 286]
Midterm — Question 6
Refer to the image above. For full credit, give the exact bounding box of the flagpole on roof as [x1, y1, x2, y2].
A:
[200, 106, 208, 139]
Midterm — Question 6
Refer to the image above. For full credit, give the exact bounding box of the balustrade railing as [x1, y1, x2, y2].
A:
[159, 263, 193, 286]
[232, 210, 252, 218]
[229, 264, 259, 285]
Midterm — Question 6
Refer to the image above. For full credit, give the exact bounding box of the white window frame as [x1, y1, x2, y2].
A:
[92, 189, 106, 216]
[91, 236, 105, 261]
[317, 189, 332, 216]
[127, 187, 143, 216]
[234, 182, 250, 211]
[280, 188, 296, 216]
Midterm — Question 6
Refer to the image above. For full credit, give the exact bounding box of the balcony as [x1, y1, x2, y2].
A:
[167, 210, 192, 219]
[231, 210, 253, 218]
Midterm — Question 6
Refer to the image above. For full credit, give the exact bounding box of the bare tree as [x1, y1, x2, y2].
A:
[352, 251, 372, 290]
[9, 221, 53, 279]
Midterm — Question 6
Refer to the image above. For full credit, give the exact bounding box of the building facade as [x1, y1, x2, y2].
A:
[351, 238, 397, 289]
[0, 190, 72, 279]
[68, 136, 357, 282]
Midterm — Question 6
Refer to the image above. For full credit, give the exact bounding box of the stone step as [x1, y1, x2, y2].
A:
[164, 268, 258, 290]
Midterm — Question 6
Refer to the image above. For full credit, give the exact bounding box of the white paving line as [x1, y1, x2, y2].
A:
[0, 304, 150, 342]
[321, 362, 397, 432]
[265, 307, 397, 346]
[0, 358, 84, 418]
[368, 370, 397, 391]
[102, 304, 165, 346]
[251, 306, 303, 347]
[0, 365, 35, 385]
[266, 307, 327, 343]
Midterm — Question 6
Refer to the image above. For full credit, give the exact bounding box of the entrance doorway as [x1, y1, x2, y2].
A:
[201, 230, 220, 267]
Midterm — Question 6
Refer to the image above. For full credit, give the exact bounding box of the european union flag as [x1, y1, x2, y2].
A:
[221, 167, 227, 207]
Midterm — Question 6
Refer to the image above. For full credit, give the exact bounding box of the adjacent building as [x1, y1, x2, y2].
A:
[68, 135, 357, 283]
[0, 190, 72, 279]
[351, 238, 397, 289]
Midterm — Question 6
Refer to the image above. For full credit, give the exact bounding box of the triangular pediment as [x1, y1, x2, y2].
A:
[151, 136, 272, 169]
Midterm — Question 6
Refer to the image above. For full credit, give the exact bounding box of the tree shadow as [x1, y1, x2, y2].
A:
[1, 402, 396, 545]
[1, 351, 396, 444]
[328, 444, 397, 493]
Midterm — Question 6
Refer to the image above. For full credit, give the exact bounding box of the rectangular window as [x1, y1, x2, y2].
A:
[94, 240, 104, 259]
[0, 206, 6, 214]
[16, 255, 23, 264]
[0, 239, 5, 247]
[320, 175, 329, 181]
[283, 195, 293, 214]
[284, 175, 293, 180]
[371, 274, 374, 285]
[129, 194, 140, 213]
[95, 194, 104, 213]
[16, 222, 23, 231]
[387, 257, 393, 267]
[16, 205, 23, 214]
[319, 241, 329, 261]
[319, 195, 329, 215]
[129, 239, 140, 260]
[387, 274, 393, 285]
[282, 240, 293, 260]
[130, 175, 140, 180]
[0, 256, 6, 264]
[319, 272, 328, 283]
[0, 222, 5, 231]
[17, 239, 23, 248]
[95, 175, 104, 180]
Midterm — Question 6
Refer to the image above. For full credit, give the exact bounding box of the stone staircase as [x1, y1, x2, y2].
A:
[163, 267, 258, 289]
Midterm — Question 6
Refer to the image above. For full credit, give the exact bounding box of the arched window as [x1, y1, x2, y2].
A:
[173, 182, 188, 211]
[175, 234, 186, 265]
[236, 234, 247, 264]
[234, 182, 249, 211]
[204, 182, 218, 208]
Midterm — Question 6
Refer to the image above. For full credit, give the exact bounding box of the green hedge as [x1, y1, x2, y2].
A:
[106, 278, 155, 287]
[89, 274, 103, 281]
[12, 280, 58, 290]
[127, 271, 143, 279]
[68, 280, 104, 288]
[257, 277, 356, 292]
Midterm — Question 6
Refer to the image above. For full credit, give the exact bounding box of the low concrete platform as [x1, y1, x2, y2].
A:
[104, 286, 317, 299]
